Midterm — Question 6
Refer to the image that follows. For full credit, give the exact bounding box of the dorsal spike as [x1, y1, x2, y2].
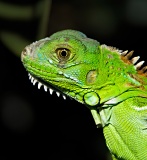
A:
[104, 45, 146, 75]
[121, 50, 128, 56]
[140, 66, 147, 73]
[131, 56, 140, 64]
[125, 50, 134, 59]
[135, 61, 145, 70]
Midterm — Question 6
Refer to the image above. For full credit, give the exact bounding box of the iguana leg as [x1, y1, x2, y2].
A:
[90, 109, 102, 128]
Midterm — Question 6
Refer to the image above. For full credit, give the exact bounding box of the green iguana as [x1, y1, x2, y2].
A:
[21, 29, 147, 160]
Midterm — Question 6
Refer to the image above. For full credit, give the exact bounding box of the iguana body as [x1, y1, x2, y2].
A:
[21, 30, 147, 160]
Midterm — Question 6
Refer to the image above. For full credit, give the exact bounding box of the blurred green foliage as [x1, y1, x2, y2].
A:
[0, 0, 51, 57]
[1, 0, 147, 58]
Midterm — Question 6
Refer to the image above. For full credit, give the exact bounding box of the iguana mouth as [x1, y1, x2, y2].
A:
[28, 73, 67, 100]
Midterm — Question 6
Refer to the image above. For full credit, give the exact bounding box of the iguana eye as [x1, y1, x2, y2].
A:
[56, 48, 70, 61]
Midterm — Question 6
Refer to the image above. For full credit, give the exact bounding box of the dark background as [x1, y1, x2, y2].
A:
[0, 0, 147, 159]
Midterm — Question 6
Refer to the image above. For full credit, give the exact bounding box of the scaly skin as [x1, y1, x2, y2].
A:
[21, 30, 147, 160]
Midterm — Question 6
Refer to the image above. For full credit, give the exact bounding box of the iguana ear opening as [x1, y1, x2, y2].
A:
[86, 70, 98, 84]
[84, 91, 100, 106]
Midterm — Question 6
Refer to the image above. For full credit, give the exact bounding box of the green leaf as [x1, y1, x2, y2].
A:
[0, 31, 30, 57]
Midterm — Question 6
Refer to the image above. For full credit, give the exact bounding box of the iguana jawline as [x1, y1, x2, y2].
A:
[28, 73, 67, 100]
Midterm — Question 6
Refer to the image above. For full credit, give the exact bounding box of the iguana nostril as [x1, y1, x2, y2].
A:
[21, 46, 32, 62]
[21, 48, 27, 62]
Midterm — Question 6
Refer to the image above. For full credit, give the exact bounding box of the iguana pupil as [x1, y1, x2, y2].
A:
[56, 48, 70, 61]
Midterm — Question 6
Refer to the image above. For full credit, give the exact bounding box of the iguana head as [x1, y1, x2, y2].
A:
[21, 29, 146, 107]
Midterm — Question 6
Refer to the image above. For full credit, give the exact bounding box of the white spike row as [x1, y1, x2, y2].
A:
[28, 73, 67, 100]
